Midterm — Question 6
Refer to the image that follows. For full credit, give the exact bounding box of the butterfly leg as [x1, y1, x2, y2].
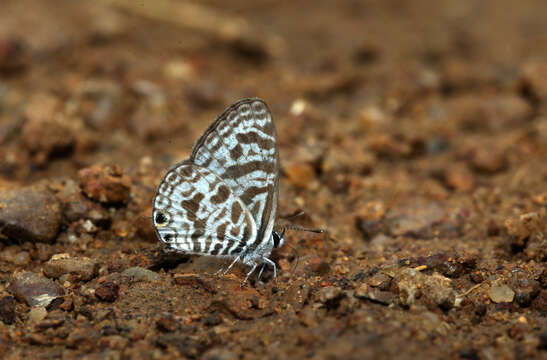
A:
[214, 262, 227, 276]
[256, 264, 266, 282]
[241, 263, 258, 287]
[262, 257, 277, 282]
[222, 255, 241, 276]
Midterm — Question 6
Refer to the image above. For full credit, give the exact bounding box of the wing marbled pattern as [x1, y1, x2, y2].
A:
[153, 163, 257, 256]
[152, 98, 283, 285]
[190, 99, 279, 248]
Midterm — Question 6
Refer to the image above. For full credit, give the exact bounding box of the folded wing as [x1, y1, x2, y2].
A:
[153, 163, 257, 256]
[190, 98, 279, 246]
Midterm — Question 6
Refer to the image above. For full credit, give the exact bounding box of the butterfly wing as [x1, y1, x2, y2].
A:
[190, 98, 279, 249]
[153, 163, 257, 256]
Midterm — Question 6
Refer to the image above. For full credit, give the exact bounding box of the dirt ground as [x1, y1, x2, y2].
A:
[0, 0, 546, 359]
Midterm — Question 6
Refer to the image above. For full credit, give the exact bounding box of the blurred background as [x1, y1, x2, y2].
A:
[0, 0, 546, 359]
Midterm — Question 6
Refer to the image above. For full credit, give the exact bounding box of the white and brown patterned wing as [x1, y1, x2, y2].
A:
[190, 98, 279, 247]
[153, 163, 257, 256]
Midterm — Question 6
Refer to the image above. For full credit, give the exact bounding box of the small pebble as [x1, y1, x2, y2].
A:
[9, 271, 64, 307]
[43, 256, 99, 282]
[122, 267, 161, 282]
[28, 306, 47, 323]
[422, 272, 456, 310]
[78, 164, 131, 204]
[95, 281, 119, 302]
[0, 185, 62, 243]
[489, 284, 515, 303]
[0, 293, 16, 324]
[156, 313, 181, 332]
[509, 270, 540, 307]
[66, 326, 100, 350]
[470, 148, 507, 174]
[368, 272, 391, 290]
[395, 268, 422, 306]
[0, 247, 31, 265]
[317, 286, 343, 305]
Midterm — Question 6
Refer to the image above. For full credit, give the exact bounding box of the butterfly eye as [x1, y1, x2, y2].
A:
[155, 212, 167, 225]
[273, 232, 279, 247]
[273, 231, 284, 248]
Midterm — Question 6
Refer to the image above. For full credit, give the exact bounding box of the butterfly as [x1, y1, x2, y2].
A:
[152, 98, 287, 286]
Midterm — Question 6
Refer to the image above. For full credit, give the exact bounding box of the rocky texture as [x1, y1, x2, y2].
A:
[0, 185, 61, 243]
[0, 246, 31, 265]
[422, 272, 456, 310]
[386, 200, 462, 239]
[122, 267, 161, 282]
[0, 293, 16, 324]
[489, 285, 515, 303]
[509, 270, 541, 307]
[0, 1, 546, 359]
[78, 164, 131, 204]
[395, 269, 457, 309]
[95, 280, 119, 302]
[522, 60, 547, 101]
[9, 272, 64, 307]
[21, 94, 76, 164]
[43, 255, 99, 282]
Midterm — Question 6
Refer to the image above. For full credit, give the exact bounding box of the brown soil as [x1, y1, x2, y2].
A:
[0, 0, 546, 359]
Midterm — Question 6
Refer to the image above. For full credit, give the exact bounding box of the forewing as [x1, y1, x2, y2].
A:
[153, 163, 257, 256]
[190, 98, 279, 243]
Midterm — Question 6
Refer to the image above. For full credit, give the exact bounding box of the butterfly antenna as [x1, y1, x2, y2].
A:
[279, 209, 326, 234]
[283, 223, 325, 234]
[282, 223, 330, 264]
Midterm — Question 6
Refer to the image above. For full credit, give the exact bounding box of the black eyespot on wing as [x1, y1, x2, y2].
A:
[164, 234, 173, 242]
[155, 212, 167, 225]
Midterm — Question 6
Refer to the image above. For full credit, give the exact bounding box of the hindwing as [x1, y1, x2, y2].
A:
[153, 163, 257, 256]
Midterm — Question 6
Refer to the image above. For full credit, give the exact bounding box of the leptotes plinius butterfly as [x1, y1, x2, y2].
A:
[152, 98, 286, 285]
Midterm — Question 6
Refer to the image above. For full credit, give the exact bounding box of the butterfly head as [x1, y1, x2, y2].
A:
[272, 228, 286, 248]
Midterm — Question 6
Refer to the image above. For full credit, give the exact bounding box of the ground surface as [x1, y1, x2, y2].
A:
[0, 0, 546, 359]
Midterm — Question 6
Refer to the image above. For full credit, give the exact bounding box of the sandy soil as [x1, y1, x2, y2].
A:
[0, 0, 546, 359]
